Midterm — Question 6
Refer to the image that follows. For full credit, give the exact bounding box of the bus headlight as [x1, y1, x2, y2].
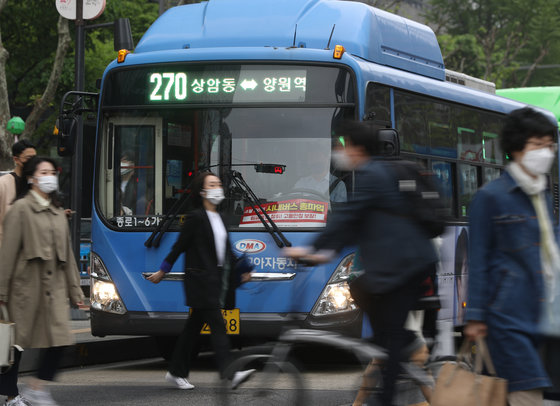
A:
[311, 254, 357, 316]
[90, 252, 127, 315]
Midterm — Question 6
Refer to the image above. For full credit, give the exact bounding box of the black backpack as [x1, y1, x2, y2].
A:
[389, 159, 446, 238]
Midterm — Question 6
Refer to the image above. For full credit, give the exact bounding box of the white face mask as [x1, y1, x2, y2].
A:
[35, 175, 58, 194]
[120, 162, 134, 176]
[331, 150, 354, 171]
[521, 147, 555, 175]
[203, 187, 225, 205]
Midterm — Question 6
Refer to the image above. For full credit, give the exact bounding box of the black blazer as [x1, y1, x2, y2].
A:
[164, 208, 238, 309]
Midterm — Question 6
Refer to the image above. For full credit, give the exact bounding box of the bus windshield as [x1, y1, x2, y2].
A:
[96, 65, 355, 231]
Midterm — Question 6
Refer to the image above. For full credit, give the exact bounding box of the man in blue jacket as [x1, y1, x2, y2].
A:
[285, 120, 438, 406]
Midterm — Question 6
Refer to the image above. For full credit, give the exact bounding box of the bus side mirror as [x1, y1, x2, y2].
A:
[114, 18, 134, 51]
[376, 128, 400, 157]
[55, 116, 78, 157]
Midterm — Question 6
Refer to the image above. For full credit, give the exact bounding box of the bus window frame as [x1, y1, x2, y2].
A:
[99, 116, 163, 219]
[369, 83, 507, 223]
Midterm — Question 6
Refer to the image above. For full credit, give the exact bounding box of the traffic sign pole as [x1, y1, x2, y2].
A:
[71, 0, 85, 266]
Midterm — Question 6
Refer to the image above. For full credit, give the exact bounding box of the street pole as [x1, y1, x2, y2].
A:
[72, 0, 85, 264]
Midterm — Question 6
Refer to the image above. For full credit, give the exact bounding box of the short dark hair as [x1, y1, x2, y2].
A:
[121, 150, 135, 162]
[500, 107, 557, 156]
[12, 139, 35, 157]
[334, 120, 397, 156]
[190, 171, 219, 208]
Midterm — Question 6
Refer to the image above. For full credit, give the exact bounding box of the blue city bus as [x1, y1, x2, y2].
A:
[85, 0, 558, 345]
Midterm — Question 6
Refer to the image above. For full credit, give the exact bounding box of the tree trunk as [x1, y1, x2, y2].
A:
[520, 47, 548, 88]
[0, 0, 12, 168]
[20, 16, 71, 140]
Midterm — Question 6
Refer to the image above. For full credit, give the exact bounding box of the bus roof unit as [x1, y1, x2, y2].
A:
[134, 0, 445, 81]
[445, 70, 496, 95]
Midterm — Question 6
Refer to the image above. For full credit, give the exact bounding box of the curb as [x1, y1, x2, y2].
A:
[19, 336, 161, 373]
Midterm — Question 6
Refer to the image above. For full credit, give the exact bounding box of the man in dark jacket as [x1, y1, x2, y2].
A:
[285, 121, 438, 406]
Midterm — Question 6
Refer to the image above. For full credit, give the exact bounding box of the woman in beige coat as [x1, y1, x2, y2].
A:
[0, 156, 84, 406]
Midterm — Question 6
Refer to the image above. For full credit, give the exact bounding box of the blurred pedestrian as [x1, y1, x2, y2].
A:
[148, 172, 253, 390]
[464, 107, 557, 405]
[0, 140, 36, 244]
[284, 120, 439, 406]
[0, 156, 84, 406]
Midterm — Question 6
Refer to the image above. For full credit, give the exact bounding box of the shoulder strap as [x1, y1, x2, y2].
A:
[329, 176, 344, 194]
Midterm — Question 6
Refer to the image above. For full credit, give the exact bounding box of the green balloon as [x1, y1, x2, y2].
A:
[6, 116, 25, 135]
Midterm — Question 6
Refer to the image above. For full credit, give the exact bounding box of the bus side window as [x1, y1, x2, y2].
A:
[365, 83, 391, 123]
[394, 91, 429, 154]
[431, 161, 455, 218]
[480, 113, 505, 165]
[455, 106, 480, 162]
[483, 167, 501, 184]
[458, 163, 480, 218]
[428, 103, 455, 158]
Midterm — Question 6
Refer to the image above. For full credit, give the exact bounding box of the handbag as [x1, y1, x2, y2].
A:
[431, 338, 507, 406]
[0, 304, 15, 368]
[539, 262, 560, 337]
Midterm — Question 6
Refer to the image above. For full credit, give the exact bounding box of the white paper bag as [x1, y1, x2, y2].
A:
[0, 305, 14, 367]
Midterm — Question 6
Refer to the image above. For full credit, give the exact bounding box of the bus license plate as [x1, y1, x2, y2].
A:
[200, 309, 240, 335]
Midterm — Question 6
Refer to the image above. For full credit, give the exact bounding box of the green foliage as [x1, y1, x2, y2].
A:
[0, 1, 158, 144]
[425, 0, 560, 88]
[437, 34, 485, 78]
[1, 1, 62, 107]
[69, 0, 159, 92]
[1, 1, 158, 107]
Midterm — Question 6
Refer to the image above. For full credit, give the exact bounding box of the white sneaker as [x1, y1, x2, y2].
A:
[4, 395, 32, 406]
[165, 372, 194, 390]
[21, 386, 58, 406]
[231, 369, 256, 389]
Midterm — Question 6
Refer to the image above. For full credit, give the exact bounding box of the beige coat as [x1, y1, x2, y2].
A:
[0, 172, 16, 245]
[0, 193, 84, 348]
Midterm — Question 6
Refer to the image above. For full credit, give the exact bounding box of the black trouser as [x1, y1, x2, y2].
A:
[351, 268, 431, 406]
[168, 308, 231, 379]
[0, 346, 66, 397]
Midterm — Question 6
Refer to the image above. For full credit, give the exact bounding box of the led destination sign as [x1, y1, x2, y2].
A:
[102, 65, 354, 106]
[148, 68, 307, 103]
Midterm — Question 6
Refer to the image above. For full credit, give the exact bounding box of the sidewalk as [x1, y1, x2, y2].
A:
[19, 315, 160, 373]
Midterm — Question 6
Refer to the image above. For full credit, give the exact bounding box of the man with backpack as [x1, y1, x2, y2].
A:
[284, 120, 441, 406]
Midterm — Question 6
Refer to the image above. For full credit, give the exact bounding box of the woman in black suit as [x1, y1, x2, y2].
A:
[148, 172, 252, 389]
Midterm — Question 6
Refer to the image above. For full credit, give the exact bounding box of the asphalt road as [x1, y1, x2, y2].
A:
[16, 355, 560, 406]
[24, 356, 363, 406]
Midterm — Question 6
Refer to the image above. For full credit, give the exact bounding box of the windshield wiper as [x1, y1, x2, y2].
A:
[144, 175, 198, 248]
[145, 163, 289, 248]
[145, 164, 222, 248]
[230, 169, 291, 248]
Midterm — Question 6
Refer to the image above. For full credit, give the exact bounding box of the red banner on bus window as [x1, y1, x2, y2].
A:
[239, 199, 328, 228]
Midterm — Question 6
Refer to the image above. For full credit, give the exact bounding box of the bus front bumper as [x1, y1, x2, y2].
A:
[90, 308, 363, 338]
